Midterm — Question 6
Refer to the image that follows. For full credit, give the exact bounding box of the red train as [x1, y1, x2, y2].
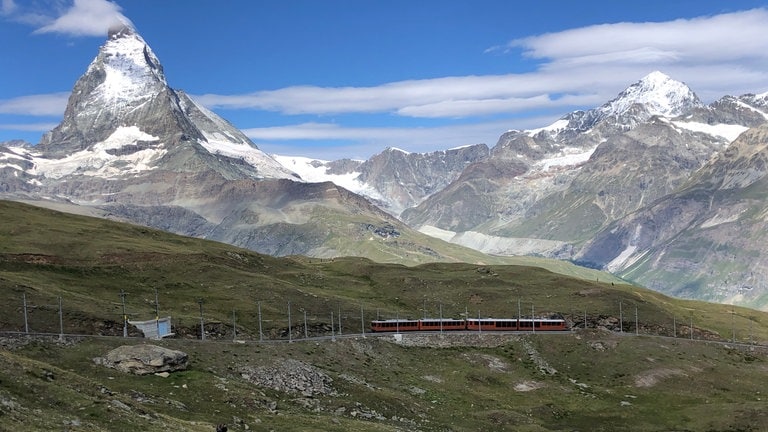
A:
[370, 317, 567, 333]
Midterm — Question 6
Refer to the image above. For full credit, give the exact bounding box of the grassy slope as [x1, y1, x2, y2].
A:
[2, 200, 768, 431]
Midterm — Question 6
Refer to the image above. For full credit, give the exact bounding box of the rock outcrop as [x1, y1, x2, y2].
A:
[94, 344, 188, 375]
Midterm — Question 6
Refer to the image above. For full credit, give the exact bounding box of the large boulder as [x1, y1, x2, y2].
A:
[95, 344, 188, 375]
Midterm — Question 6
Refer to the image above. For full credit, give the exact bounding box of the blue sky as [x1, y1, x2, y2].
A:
[1, 0, 768, 160]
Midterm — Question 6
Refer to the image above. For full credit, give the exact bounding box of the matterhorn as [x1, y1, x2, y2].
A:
[37, 23, 296, 179]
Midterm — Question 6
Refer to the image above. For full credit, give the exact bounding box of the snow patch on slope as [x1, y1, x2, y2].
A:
[672, 121, 749, 142]
[606, 224, 646, 272]
[533, 146, 596, 171]
[418, 225, 568, 256]
[178, 95, 298, 180]
[526, 119, 570, 137]
[28, 126, 166, 179]
[199, 131, 298, 179]
[736, 100, 768, 120]
[273, 155, 386, 201]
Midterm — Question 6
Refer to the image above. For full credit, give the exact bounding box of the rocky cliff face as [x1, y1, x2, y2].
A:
[354, 145, 490, 215]
[576, 123, 768, 305]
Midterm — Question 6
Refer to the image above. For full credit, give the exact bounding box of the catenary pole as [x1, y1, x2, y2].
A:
[232, 309, 237, 342]
[439, 303, 443, 335]
[58, 296, 63, 341]
[154, 287, 160, 339]
[120, 290, 128, 338]
[619, 300, 623, 333]
[288, 301, 292, 343]
[635, 305, 638, 335]
[360, 304, 365, 337]
[257, 301, 263, 342]
[23, 292, 29, 334]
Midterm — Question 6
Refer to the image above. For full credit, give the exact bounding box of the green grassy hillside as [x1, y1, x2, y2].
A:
[2, 199, 768, 431]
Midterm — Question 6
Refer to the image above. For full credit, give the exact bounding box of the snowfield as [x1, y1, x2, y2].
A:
[26, 126, 166, 179]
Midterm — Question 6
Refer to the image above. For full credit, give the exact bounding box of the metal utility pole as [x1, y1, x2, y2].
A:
[635, 305, 638, 336]
[120, 290, 128, 338]
[690, 313, 694, 340]
[360, 304, 365, 337]
[232, 309, 237, 342]
[532, 304, 535, 334]
[619, 301, 623, 333]
[305, 309, 309, 339]
[395, 309, 399, 334]
[673, 316, 676, 338]
[732, 307, 735, 343]
[197, 298, 205, 341]
[338, 305, 342, 336]
[423, 298, 427, 319]
[58, 296, 63, 341]
[478, 310, 481, 334]
[439, 303, 443, 335]
[23, 292, 29, 334]
[257, 301, 263, 342]
[154, 287, 160, 338]
[288, 301, 292, 343]
[331, 311, 336, 341]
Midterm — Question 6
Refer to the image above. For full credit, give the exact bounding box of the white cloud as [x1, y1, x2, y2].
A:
[510, 9, 768, 67]
[34, 0, 131, 37]
[1, 0, 17, 15]
[243, 115, 560, 160]
[196, 8, 768, 121]
[0, 122, 59, 132]
[0, 92, 69, 116]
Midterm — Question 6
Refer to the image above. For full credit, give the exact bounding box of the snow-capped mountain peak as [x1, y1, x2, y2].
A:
[36, 24, 298, 181]
[92, 23, 168, 102]
[600, 71, 703, 119]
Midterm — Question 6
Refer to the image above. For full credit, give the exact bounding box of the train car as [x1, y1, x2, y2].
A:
[518, 318, 567, 331]
[370, 319, 420, 332]
[465, 318, 519, 331]
[418, 318, 466, 331]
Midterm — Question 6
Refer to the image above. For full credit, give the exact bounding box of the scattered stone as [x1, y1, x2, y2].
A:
[110, 399, 131, 411]
[514, 381, 545, 392]
[240, 359, 336, 397]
